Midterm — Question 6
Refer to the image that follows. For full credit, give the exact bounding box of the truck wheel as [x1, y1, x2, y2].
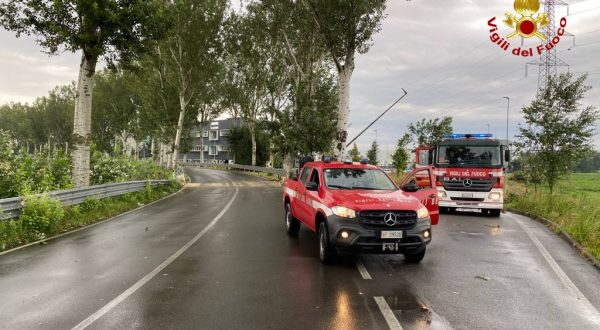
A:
[489, 209, 501, 217]
[285, 203, 300, 236]
[318, 221, 336, 264]
[404, 248, 426, 264]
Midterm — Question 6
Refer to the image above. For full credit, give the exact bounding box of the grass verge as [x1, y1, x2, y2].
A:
[507, 173, 600, 261]
[0, 181, 181, 252]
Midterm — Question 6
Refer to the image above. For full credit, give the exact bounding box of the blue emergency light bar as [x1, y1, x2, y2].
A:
[444, 133, 493, 139]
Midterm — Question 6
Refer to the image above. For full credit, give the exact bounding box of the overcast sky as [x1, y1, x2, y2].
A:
[1, 0, 599, 162]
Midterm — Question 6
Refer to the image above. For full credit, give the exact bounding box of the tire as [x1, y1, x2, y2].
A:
[404, 248, 426, 264]
[285, 203, 300, 236]
[489, 209, 501, 217]
[318, 221, 336, 264]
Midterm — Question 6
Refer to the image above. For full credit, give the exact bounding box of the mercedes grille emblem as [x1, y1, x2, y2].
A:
[463, 179, 473, 187]
[384, 213, 397, 226]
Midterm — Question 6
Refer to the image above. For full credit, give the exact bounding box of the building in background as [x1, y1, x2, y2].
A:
[180, 118, 239, 163]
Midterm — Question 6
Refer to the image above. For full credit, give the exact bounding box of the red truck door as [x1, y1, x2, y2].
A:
[302, 169, 322, 231]
[400, 167, 440, 225]
[294, 167, 313, 225]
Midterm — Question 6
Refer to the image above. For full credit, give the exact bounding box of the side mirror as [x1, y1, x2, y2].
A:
[401, 182, 420, 192]
[305, 182, 319, 191]
[505, 150, 511, 162]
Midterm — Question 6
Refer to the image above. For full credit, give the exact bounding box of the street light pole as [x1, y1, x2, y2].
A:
[503, 97, 510, 143]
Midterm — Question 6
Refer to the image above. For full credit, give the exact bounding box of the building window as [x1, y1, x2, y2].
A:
[209, 130, 218, 141]
[209, 145, 218, 156]
[195, 132, 202, 138]
[210, 122, 219, 130]
[220, 145, 231, 152]
[203, 130, 209, 138]
[220, 129, 231, 137]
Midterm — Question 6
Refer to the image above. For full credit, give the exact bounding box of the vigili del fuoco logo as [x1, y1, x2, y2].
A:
[487, 0, 568, 57]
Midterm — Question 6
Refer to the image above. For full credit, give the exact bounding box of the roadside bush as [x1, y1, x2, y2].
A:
[0, 219, 23, 250]
[91, 151, 172, 185]
[79, 197, 103, 213]
[19, 194, 65, 240]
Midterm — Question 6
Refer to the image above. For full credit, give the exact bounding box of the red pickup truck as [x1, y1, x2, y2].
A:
[282, 159, 439, 263]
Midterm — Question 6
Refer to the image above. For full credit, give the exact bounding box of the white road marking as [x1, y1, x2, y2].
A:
[71, 186, 240, 330]
[374, 296, 403, 330]
[356, 258, 372, 280]
[509, 213, 600, 325]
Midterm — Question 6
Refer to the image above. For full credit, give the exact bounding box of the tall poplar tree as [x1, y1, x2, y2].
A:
[304, 0, 387, 158]
[0, 0, 166, 187]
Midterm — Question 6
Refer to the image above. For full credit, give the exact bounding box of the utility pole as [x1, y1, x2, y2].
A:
[527, 0, 572, 92]
[503, 97, 510, 143]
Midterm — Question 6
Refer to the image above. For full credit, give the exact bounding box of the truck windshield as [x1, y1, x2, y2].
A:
[323, 168, 397, 190]
[436, 145, 501, 167]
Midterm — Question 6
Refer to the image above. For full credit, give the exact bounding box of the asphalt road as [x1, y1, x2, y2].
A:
[1, 168, 599, 330]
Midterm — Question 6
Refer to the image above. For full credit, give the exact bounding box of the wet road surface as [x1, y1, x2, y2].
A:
[1, 168, 599, 329]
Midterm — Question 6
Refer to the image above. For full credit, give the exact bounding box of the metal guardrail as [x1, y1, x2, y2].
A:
[0, 180, 171, 220]
[181, 161, 286, 176]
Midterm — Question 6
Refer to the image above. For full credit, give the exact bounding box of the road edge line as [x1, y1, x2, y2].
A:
[509, 213, 600, 324]
[507, 209, 600, 270]
[374, 296, 403, 330]
[71, 185, 239, 330]
[0, 186, 186, 257]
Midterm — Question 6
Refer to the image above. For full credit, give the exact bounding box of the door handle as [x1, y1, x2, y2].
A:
[428, 194, 436, 198]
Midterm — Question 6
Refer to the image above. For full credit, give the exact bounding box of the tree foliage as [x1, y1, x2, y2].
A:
[391, 134, 410, 174]
[0, 84, 75, 148]
[517, 73, 599, 193]
[348, 143, 361, 162]
[366, 140, 379, 165]
[575, 151, 600, 173]
[407, 117, 453, 147]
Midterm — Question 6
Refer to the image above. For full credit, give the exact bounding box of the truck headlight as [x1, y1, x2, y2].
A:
[437, 191, 447, 198]
[332, 206, 356, 218]
[488, 192, 501, 200]
[417, 206, 429, 219]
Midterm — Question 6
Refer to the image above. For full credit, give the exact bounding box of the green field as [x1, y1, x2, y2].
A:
[507, 172, 600, 260]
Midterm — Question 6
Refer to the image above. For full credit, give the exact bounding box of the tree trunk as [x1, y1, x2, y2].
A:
[172, 93, 188, 168]
[250, 124, 257, 166]
[334, 63, 353, 159]
[72, 53, 97, 187]
[269, 142, 275, 167]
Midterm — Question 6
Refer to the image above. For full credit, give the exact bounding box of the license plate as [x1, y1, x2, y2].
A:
[382, 242, 399, 252]
[462, 192, 474, 198]
[381, 231, 403, 239]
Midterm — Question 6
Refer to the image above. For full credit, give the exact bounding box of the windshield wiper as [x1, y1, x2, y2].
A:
[351, 186, 380, 190]
[328, 185, 352, 190]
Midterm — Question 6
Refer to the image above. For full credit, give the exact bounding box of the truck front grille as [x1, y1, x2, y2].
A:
[358, 210, 417, 230]
[441, 178, 496, 192]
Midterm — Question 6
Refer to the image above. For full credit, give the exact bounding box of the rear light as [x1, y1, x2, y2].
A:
[493, 177, 505, 188]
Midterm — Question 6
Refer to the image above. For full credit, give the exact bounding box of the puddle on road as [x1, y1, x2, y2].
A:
[382, 294, 454, 330]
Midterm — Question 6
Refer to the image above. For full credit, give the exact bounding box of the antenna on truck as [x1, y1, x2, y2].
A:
[345, 88, 408, 148]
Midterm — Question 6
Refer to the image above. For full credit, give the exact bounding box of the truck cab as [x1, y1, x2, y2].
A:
[282, 159, 439, 264]
[416, 134, 510, 217]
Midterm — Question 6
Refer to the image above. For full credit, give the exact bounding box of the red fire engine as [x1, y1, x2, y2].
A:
[415, 133, 510, 217]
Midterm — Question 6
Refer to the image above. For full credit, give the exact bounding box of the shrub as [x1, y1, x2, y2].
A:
[79, 197, 103, 213]
[19, 194, 65, 240]
[91, 151, 172, 185]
